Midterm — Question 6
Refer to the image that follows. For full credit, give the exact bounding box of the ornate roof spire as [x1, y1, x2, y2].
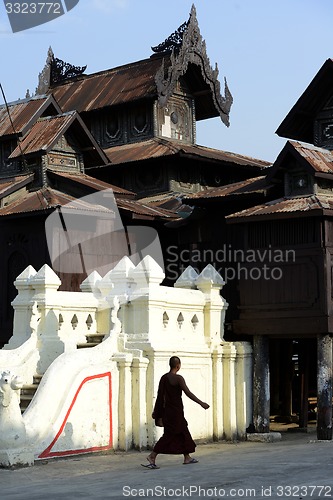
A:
[153, 5, 233, 127]
[36, 46, 54, 95]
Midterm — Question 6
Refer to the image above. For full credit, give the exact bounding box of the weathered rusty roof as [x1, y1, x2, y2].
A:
[227, 194, 333, 222]
[102, 138, 270, 169]
[138, 192, 186, 208]
[50, 57, 165, 113]
[116, 197, 179, 220]
[267, 140, 333, 184]
[0, 174, 33, 198]
[0, 187, 113, 217]
[289, 141, 333, 174]
[0, 177, 177, 221]
[132, 192, 193, 218]
[9, 113, 73, 158]
[48, 6, 232, 124]
[0, 95, 61, 138]
[9, 111, 109, 166]
[183, 176, 269, 201]
[48, 170, 135, 198]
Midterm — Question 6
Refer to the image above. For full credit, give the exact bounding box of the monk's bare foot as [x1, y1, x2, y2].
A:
[147, 454, 155, 465]
[183, 455, 199, 464]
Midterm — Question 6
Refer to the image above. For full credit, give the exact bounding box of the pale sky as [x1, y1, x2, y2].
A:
[0, 0, 332, 163]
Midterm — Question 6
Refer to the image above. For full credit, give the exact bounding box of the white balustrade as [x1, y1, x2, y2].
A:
[0, 256, 252, 467]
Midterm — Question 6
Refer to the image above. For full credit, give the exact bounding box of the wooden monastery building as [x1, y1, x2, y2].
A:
[0, 5, 332, 439]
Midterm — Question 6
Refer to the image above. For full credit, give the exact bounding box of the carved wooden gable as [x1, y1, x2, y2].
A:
[0, 95, 62, 178]
[152, 5, 233, 127]
[7, 112, 108, 188]
[266, 141, 333, 199]
[47, 134, 82, 173]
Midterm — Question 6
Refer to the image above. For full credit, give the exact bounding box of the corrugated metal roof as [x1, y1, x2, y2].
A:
[50, 57, 165, 113]
[48, 171, 135, 197]
[136, 192, 193, 216]
[0, 187, 113, 216]
[290, 141, 333, 174]
[139, 191, 184, 206]
[0, 182, 176, 220]
[0, 174, 33, 197]
[9, 113, 75, 158]
[227, 195, 333, 220]
[9, 111, 109, 167]
[103, 138, 270, 169]
[0, 95, 60, 138]
[116, 197, 179, 219]
[183, 176, 268, 200]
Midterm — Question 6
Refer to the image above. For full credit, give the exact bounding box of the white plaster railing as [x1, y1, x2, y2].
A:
[0, 255, 253, 466]
[1, 299, 40, 385]
[0, 335, 39, 385]
[8, 264, 100, 376]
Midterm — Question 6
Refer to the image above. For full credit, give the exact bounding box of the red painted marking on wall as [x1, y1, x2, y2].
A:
[38, 372, 112, 459]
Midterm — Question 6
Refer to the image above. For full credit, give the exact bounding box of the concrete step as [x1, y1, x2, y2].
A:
[86, 334, 105, 343]
[20, 375, 42, 413]
[77, 333, 105, 349]
[21, 384, 39, 395]
[77, 342, 100, 348]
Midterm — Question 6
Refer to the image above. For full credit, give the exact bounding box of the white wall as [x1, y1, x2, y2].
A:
[0, 256, 252, 466]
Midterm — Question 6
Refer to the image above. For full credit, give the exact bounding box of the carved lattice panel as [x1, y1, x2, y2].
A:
[128, 103, 153, 142]
[156, 95, 194, 143]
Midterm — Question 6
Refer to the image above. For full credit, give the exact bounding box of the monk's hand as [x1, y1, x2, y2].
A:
[201, 402, 210, 410]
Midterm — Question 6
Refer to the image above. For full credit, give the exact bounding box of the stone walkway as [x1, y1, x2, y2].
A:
[0, 426, 332, 499]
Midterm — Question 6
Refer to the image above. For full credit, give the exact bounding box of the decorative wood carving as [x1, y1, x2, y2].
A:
[151, 20, 189, 54]
[36, 47, 87, 94]
[154, 5, 233, 127]
[51, 56, 87, 85]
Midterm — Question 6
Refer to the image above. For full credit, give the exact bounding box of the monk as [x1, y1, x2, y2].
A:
[144, 356, 209, 469]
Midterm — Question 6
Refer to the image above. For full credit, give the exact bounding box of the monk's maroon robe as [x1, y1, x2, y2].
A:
[153, 373, 196, 454]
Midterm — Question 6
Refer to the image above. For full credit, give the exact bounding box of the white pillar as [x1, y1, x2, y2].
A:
[8, 266, 37, 348]
[212, 348, 224, 440]
[235, 342, 253, 439]
[115, 354, 133, 450]
[131, 357, 149, 450]
[29, 265, 63, 374]
[222, 342, 237, 440]
[195, 264, 228, 345]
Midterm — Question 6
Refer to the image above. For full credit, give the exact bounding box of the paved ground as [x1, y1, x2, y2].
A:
[0, 425, 332, 499]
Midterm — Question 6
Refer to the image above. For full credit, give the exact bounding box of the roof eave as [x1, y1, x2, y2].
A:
[226, 208, 326, 224]
[276, 59, 333, 142]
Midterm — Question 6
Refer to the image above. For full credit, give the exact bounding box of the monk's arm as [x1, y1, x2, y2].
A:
[178, 376, 209, 409]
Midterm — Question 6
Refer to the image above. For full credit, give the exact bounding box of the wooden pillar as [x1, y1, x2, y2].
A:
[253, 335, 270, 433]
[269, 339, 280, 415]
[299, 340, 309, 430]
[317, 334, 333, 440]
[280, 340, 293, 419]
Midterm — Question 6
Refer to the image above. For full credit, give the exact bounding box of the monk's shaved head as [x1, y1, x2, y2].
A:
[169, 356, 181, 369]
